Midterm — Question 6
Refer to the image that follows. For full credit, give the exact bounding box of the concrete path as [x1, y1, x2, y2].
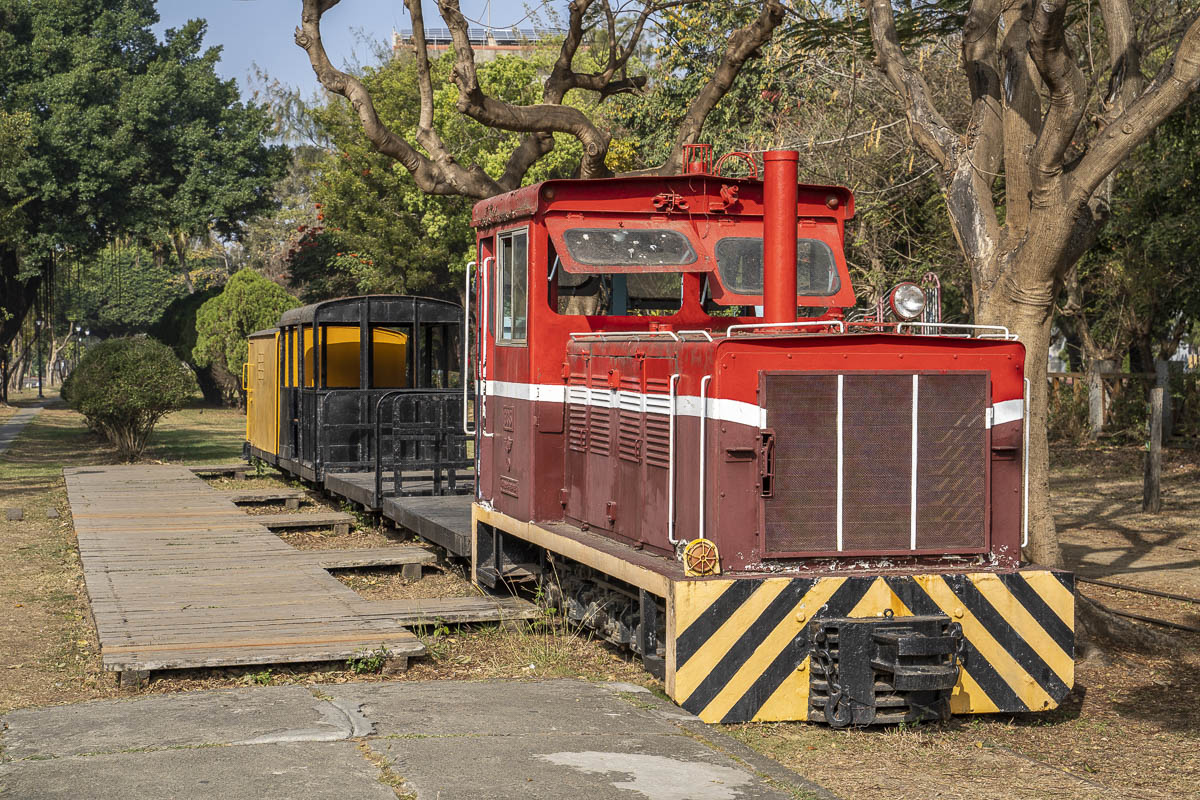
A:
[0, 399, 49, 459]
[0, 680, 834, 800]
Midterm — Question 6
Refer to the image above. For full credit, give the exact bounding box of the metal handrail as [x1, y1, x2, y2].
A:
[896, 321, 1017, 340]
[667, 373, 681, 546]
[462, 260, 476, 435]
[1022, 378, 1030, 549]
[478, 257, 495, 439]
[374, 388, 412, 506]
[697, 375, 712, 542]
[725, 320, 846, 335]
[570, 330, 680, 342]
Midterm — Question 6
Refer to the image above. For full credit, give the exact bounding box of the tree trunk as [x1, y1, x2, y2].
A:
[987, 298, 1062, 567]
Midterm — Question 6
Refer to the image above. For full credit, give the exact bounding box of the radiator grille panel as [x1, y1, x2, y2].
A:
[917, 374, 987, 549]
[763, 372, 988, 556]
[843, 375, 913, 552]
[764, 375, 837, 552]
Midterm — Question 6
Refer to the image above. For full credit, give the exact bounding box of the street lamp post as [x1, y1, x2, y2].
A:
[74, 324, 82, 371]
[35, 318, 44, 399]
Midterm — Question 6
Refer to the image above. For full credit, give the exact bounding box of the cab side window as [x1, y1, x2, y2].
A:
[497, 229, 528, 344]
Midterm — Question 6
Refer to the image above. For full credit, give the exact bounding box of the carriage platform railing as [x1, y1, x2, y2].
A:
[371, 389, 473, 508]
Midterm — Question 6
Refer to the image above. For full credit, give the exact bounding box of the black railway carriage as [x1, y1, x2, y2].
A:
[244, 295, 471, 503]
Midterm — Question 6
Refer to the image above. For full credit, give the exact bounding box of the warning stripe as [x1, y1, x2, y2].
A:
[998, 573, 1074, 658]
[943, 575, 1071, 702]
[670, 571, 1075, 723]
[675, 580, 756, 667]
[884, 576, 1026, 712]
[677, 578, 816, 712]
[717, 577, 872, 723]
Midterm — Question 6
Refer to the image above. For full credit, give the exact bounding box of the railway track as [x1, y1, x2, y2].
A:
[1077, 576, 1200, 634]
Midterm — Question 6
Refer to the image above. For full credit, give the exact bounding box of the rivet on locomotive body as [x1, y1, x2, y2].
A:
[953, 606, 965, 618]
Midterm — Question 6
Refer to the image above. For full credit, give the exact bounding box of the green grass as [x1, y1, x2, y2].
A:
[0, 394, 246, 482]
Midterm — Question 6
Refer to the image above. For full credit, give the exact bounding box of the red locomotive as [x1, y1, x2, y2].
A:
[465, 146, 1074, 725]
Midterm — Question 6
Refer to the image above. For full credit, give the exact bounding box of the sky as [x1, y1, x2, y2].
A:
[154, 1, 559, 100]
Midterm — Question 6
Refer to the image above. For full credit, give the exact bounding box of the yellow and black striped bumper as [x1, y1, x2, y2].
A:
[668, 571, 1075, 723]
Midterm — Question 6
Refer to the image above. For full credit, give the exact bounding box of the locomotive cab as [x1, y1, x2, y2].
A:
[465, 150, 1073, 726]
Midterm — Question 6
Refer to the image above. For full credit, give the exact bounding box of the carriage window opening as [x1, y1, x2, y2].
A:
[714, 237, 839, 296]
[498, 229, 528, 343]
[554, 268, 683, 316]
[420, 323, 462, 388]
[370, 325, 411, 389]
[563, 228, 696, 267]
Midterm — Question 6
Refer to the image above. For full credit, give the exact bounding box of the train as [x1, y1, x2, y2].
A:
[244, 146, 1075, 727]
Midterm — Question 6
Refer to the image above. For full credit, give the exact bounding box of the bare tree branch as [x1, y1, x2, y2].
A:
[1069, 15, 1200, 205]
[947, 0, 1004, 287]
[997, 2, 1042, 239]
[437, 0, 613, 178]
[1097, 0, 1145, 127]
[1028, 0, 1089, 207]
[295, 0, 500, 197]
[661, 0, 785, 175]
[864, 0, 959, 169]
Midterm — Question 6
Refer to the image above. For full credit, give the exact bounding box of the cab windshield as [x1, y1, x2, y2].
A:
[714, 238, 840, 295]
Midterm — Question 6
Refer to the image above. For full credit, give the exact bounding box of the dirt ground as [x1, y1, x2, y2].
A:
[2, 400, 1198, 798]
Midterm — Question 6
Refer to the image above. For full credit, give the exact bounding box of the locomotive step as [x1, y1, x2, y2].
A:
[254, 511, 355, 535]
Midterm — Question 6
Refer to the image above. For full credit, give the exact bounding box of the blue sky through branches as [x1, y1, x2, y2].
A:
[155, 1, 556, 98]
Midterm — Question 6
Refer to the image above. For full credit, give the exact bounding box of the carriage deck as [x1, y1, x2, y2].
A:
[65, 465, 531, 684]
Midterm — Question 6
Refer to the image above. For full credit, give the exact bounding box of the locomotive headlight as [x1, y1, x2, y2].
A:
[889, 282, 926, 321]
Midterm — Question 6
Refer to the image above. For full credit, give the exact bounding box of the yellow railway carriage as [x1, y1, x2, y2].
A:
[242, 295, 467, 485]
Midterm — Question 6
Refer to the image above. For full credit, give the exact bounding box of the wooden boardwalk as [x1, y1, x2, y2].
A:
[65, 466, 527, 684]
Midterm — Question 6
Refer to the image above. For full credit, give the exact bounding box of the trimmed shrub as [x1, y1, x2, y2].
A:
[62, 337, 197, 461]
[192, 269, 299, 407]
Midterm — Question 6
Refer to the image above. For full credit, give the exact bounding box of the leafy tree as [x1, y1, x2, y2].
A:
[61, 337, 197, 461]
[129, 19, 289, 290]
[0, 1, 285, 358]
[275, 44, 612, 300]
[56, 242, 188, 337]
[854, 0, 1200, 569]
[1059, 97, 1200, 373]
[192, 269, 300, 405]
[151, 285, 225, 405]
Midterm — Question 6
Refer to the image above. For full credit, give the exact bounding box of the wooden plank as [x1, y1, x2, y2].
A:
[65, 465, 435, 676]
[188, 463, 252, 476]
[255, 511, 354, 533]
[223, 489, 306, 504]
[383, 494, 473, 556]
[349, 596, 540, 626]
[103, 638, 424, 672]
[302, 546, 437, 569]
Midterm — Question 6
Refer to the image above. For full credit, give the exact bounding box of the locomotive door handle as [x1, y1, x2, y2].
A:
[760, 431, 776, 497]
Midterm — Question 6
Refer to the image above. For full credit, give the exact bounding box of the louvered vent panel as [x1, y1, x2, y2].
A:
[587, 376, 612, 457]
[644, 378, 671, 468]
[617, 377, 643, 463]
[567, 375, 588, 453]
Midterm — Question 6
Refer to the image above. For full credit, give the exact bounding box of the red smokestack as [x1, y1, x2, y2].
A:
[762, 151, 799, 324]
